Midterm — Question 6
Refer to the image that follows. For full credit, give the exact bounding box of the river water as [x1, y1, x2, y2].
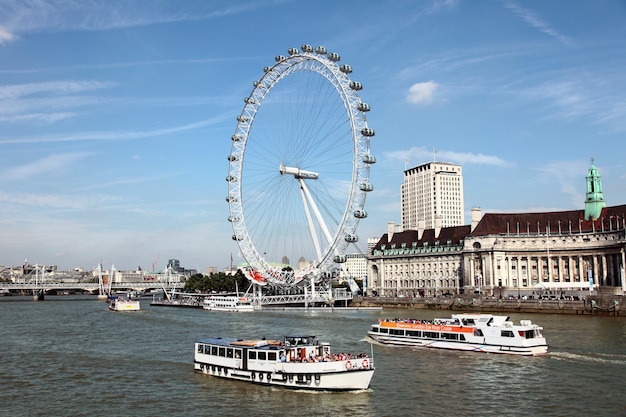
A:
[1, 296, 625, 417]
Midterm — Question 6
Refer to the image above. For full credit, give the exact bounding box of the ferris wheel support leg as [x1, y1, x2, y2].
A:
[299, 182, 322, 259]
[299, 178, 335, 253]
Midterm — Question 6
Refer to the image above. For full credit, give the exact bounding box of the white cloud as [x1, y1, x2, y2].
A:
[0, 25, 15, 44]
[406, 81, 439, 105]
[386, 146, 509, 167]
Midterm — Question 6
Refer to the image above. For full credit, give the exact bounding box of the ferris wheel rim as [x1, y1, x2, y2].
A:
[227, 44, 374, 286]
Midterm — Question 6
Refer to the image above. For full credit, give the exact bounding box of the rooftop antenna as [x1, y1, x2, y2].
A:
[433, 147, 437, 162]
[404, 157, 408, 170]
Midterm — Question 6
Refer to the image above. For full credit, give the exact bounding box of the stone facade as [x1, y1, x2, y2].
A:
[367, 205, 626, 298]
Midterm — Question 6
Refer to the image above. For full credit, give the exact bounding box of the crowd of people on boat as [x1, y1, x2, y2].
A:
[282, 351, 368, 363]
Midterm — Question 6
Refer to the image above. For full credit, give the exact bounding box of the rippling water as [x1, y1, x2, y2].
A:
[1, 296, 625, 417]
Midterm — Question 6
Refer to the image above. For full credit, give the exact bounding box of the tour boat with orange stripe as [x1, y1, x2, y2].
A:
[367, 313, 547, 356]
[194, 335, 374, 391]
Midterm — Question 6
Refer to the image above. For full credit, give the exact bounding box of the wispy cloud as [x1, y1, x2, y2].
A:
[0, 80, 116, 124]
[0, 152, 91, 180]
[500, 0, 572, 46]
[385, 146, 509, 167]
[0, 0, 269, 45]
[0, 114, 230, 144]
[535, 160, 588, 208]
[0, 112, 75, 123]
[406, 81, 439, 105]
[0, 80, 115, 100]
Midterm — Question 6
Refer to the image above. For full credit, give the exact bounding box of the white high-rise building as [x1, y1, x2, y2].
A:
[401, 162, 464, 229]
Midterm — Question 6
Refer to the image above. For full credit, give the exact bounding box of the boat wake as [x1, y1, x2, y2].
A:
[550, 351, 626, 366]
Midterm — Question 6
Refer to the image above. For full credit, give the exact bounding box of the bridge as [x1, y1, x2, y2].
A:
[0, 281, 185, 292]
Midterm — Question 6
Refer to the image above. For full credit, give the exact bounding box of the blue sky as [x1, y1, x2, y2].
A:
[1, 0, 625, 272]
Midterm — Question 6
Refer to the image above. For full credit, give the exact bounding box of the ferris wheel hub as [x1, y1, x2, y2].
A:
[279, 164, 319, 180]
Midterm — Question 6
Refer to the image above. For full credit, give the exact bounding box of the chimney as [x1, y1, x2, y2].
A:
[387, 222, 395, 243]
[471, 207, 482, 232]
[417, 219, 425, 240]
[434, 215, 442, 239]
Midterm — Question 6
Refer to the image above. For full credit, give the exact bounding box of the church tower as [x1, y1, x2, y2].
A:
[584, 158, 606, 221]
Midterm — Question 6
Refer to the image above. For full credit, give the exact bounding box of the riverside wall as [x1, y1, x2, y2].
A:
[350, 295, 625, 317]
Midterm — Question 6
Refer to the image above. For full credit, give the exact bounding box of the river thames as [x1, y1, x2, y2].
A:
[1, 296, 625, 417]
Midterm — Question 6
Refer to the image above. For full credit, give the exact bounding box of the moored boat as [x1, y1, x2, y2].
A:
[194, 335, 374, 391]
[108, 297, 141, 312]
[202, 295, 255, 312]
[367, 313, 548, 356]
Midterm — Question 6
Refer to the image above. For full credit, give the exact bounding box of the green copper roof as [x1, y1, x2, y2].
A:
[584, 159, 605, 221]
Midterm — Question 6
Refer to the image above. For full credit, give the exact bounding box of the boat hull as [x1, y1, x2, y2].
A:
[194, 335, 374, 391]
[368, 334, 547, 356]
[368, 313, 548, 356]
[194, 361, 374, 391]
[108, 300, 141, 311]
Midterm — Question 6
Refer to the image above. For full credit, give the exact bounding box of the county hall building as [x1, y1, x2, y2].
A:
[367, 161, 626, 298]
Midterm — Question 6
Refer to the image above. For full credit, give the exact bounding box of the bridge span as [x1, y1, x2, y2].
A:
[0, 281, 185, 292]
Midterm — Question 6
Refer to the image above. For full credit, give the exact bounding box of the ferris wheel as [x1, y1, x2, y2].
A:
[227, 44, 376, 287]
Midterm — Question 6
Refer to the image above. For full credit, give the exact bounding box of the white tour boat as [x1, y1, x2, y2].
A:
[202, 295, 255, 312]
[108, 297, 141, 312]
[194, 335, 375, 391]
[367, 313, 548, 356]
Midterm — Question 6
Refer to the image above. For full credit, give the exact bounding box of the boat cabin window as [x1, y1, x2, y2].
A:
[219, 347, 226, 357]
[379, 327, 388, 334]
[423, 331, 439, 339]
[268, 352, 277, 361]
[441, 333, 459, 340]
[473, 329, 484, 337]
[501, 330, 514, 338]
[519, 330, 539, 339]
[407, 330, 421, 337]
[197, 344, 206, 354]
[258, 351, 266, 360]
[226, 348, 234, 358]
[211, 346, 218, 355]
[249, 351, 257, 360]
[390, 329, 404, 336]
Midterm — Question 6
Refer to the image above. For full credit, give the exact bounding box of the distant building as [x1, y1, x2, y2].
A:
[339, 253, 368, 282]
[401, 161, 464, 230]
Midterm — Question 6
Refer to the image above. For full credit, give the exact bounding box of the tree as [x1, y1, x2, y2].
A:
[183, 270, 251, 294]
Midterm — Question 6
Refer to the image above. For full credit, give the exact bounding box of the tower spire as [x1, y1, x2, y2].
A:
[584, 157, 606, 221]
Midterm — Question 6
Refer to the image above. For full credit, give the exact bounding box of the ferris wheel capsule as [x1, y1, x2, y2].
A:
[327, 52, 340, 62]
[349, 81, 362, 91]
[357, 102, 370, 112]
[362, 154, 376, 164]
[301, 44, 313, 52]
[339, 64, 352, 74]
[314, 46, 327, 55]
[354, 209, 368, 219]
[288, 48, 299, 55]
[361, 127, 375, 137]
[333, 255, 347, 263]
